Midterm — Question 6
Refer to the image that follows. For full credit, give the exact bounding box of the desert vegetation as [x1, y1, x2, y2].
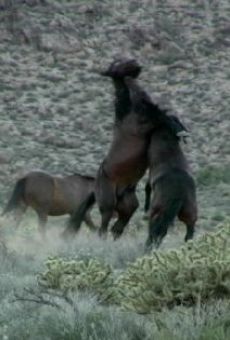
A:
[0, 0, 230, 339]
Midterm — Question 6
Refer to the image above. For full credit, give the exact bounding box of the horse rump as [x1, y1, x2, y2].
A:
[2, 177, 26, 215]
[146, 170, 197, 250]
[146, 197, 182, 250]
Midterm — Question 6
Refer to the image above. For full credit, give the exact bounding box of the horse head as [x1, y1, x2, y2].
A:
[100, 58, 142, 79]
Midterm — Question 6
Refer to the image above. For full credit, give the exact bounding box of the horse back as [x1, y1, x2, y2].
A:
[49, 175, 95, 215]
[20, 171, 94, 216]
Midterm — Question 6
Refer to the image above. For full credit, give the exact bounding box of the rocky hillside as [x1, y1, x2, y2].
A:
[0, 0, 230, 228]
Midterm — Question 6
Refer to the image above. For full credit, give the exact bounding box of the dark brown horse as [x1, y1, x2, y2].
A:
[143, 123, 189, 218]
[63, 58, 187, 239]
[145, 121, 197, 250]
[2, 171, 96, 237]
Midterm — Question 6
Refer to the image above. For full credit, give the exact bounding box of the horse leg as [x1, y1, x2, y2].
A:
[178, 202, 198, 242]
[144, 180, 151, 218]
[36, 211, 48, 240]
[145, 205, 163, 252]
[145, 230, 165, 252]
[184, 223, 195, 242]
[83, 211, 97, 232]
[14, 205, 27, 229]
[111, 189, 139, 240]
[99, 206, 115, 238]
[95, 171, 116, 238]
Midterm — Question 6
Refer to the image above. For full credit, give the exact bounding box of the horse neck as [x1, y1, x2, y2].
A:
[125, 77, 151, 104]
[112, 78, 131, 121]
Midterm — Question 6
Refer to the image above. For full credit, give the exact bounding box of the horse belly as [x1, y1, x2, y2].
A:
[48, 190, 73, 216]
[107, 155, 147, 185]
[104, 134, 148, 185]
[48, 204, 70, 216]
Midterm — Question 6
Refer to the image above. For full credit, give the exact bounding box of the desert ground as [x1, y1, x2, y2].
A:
[0, 1, 230, 339]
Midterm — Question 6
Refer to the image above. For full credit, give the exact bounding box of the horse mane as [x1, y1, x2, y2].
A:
[114, 79, 132, 121]
[125, 80, 188, 139]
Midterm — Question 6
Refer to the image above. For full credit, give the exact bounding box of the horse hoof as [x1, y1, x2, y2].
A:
[89, 227, 97, 233]
[61, 228, 75, 241]
[0, 240, 7, 256]
[144, 244, 152, 253]
[98, 229, 107, 240]
[112, 232, 119, 241]
[111, 229, 122, 241]
[143, 212, 149, 221]
[145, 238, 158, 253]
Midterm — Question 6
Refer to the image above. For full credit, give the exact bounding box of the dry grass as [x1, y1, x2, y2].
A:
[0, 0, 230, 338]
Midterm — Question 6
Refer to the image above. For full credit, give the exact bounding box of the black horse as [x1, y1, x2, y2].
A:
[63, 59, 187, 239]
[145, 122, 197, 250]
[143, 121, 189, 217]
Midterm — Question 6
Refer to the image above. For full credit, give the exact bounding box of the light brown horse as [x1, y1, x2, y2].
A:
[2, 171, 96, 237]
[146, 121, 198, 250]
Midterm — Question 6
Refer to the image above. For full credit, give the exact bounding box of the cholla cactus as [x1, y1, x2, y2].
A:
[38, 257, 115, 303]
[38, 221, 230, 313]
[116, 221, 230, 313]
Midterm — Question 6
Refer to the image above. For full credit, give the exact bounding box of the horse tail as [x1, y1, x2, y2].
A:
[149, 199, 182, 246]
[2, 177, 26, 215]
[68, 192, 96, 232]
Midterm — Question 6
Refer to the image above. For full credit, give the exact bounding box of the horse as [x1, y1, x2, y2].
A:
[143, 123, 189, 218]
[2, 171, 96, 237]
[145, 122, 198, 250]
[63, 58, 187, 240]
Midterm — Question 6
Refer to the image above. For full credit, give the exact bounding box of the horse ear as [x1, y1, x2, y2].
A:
[168, 115, 188, 132]
[177, 130, 190, 144]
[177, 130, 190, 137]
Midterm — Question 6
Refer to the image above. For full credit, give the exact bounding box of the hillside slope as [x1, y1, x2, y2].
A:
[0, 0, 229, 228]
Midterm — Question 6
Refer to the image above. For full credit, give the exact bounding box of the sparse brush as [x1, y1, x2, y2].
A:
[38, 257, 116, 303]
[116, 220, 230, 313]
[38, 220, 230, 314]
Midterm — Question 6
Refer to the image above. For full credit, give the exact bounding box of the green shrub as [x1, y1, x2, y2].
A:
[38, 257, 115, 303]
[39, 221, 230, 314]
[116, 221, 230, 313]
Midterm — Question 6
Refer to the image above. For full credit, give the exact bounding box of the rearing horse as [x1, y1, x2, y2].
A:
[63, 59, 186, 239]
